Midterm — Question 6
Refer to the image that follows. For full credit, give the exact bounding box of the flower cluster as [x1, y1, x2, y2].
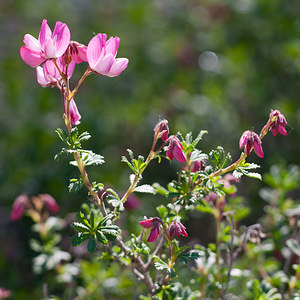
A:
[20, 19, 129, 126]
[10, 194, 59, 221]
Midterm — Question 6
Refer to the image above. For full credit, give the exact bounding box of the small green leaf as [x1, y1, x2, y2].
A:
[286, 239, 300, 257]
[134, 184, 156, 194]
[157, 205, 168, 218]
[69, 178, 83, 193]
[87, 237, 96, 252]
[71, 233, 90, 247]
[192, 130, 208, 147]
[177, 251, 200, 263]
[72, 222, 90, 233]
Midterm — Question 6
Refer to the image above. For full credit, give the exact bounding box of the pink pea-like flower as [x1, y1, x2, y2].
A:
[154, 120, 169, 142]
[36, 57, 75, 87]
[0, 287, 11, 299]
[239, 130, 264, 158]
[20, 19, 71, 68]
[169, 220, 188, 240]
[166, 135, 186, 163]
[191, 159, 206, 172]
[124, 194, 141, 211]
[10, 195, 29, 221]
[139, 217, 162, 242]
[269, 110, 287, 136]
[41, 194, 59, 213]
[87, 33, 129, 77]
[68, 41, 88, 64]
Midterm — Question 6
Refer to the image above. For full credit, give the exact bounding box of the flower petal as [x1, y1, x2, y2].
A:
[39, 19, 52, 48]
[23, 34, 41, 52]
[53, 22, 71, 57]
[20, 46, 45, 67]
[36, 66, 50, 87]
[106, 58, 129, 77]
[87, 34, 104, 70]
[93, 53, 114, 75]
[147, 227, 160, 242]
[253, 141, 264, 158]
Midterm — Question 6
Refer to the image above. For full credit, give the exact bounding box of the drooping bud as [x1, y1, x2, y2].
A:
[139, 217, 162, 242]
[169, 220, 188, 240]
[239, 130, 264, 158]
[269, 109, 287, 136]
[166, 135, 186, 163]
[69, 41, 88, 64]
[124, 194, 141, 211]
[191, 159, 206, 172]
[154, 119, 169, 142]
[10, 195, 28, 221]
[69, 99, 81, 125]
[41, 194, 59, 213]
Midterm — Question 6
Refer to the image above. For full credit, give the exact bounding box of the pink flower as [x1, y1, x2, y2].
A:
[20, 19, 70, 67]
[0, 287, 11, 299]
[139, 217, 162, 242]
[87, 33, 129, 77]
[269, 110, 287, 136]
[69, 41, 88, 64]
[166, 135, 186, 163]
[41, 194, 59, 213]
[10, 195, 28, 221]
[124, 194, 141, 211]
[69, 99, 81, 125]
[239, 130, 264, 158]
[169, 220, 188, 239]
[36, 57, 75, 87]
[154, 120, 169, 142]
[191, 159, 206, 172]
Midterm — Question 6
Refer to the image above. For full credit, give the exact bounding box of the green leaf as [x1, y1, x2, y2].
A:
[69, 178, 83, 193]
[286, 239, 300, 257]
[87, 237, 96, 252]
[157, 205, 168, 218]
[76, 211, 91, 229]
[192, 130, 208, 147]
[153, 256, 170, 272]
[72, 222, 90, 233]
[190, 150, 208, 163]
[96, 230, 108, 244]
[134, 184, 156, 194]
[121, 156, 137, 173]
[78, 131, 91, 142]
[209, 146, 231, 169]
[55, 128, 70, 146]
[81, 151, 105, 166]
[71, 233, 90, 247]
[177, 250, 200, 263]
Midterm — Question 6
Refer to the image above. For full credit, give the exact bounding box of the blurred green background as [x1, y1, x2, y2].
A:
[0, 0, 299, 297]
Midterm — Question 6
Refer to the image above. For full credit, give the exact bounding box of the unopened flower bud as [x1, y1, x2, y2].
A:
[269, 109, 287, 136]
[191, 159, 206, 172]
[169, 220, 188, 240]
[166, 135, 186, 163]
[239, 130, 264, 158]
[69, 41, 88, 64]
[154, 120, 169, 142]
[10, 195, 28, 221]
[69, 99, 81, 125]
[41, 194, 59, 213]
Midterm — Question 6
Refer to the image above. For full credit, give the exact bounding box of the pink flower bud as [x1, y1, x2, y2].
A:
[166, 135, 186, 163]
[239, 130, 264, 158]
[87, 33, 129, 77]
[69, 41, 88, 64]
[69, 99, 81, 125]
[41, 194, 59, 213]
[0, 287, 11, 299]
[269, 110, 287, 136]
[124, 194, 141, 211]
[154, 120, 169, 142]
[191, 159, 206, 172]
[10, 195, 28, 221]
[169, 220, 188, 239]
[139, 217, 162, 242]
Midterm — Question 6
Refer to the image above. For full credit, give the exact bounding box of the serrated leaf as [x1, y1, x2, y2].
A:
[87, 237, 96, 252]
[192, 130, 208, 147]
[121, 156, 137, 173]
[190, 150, 208, 163]
[76, 211, 91, 229]
[71, 233, 90, 247]
[177, 251, 200, 263]
[55, 128, 70, 146]
[153, 256, 170, 271]
[72, 222, 90, 233]
[134, 184, 156, 194]
[96, 230, 108, 244]
[286, 239, 300, 257]
[78, 131, 91, 142]
[82, 151, 105, 166]
[69, 178, 83, 193]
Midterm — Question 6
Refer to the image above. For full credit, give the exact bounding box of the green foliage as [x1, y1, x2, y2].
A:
[209, 146, 232, 170]
[72, 206, 120, 252]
